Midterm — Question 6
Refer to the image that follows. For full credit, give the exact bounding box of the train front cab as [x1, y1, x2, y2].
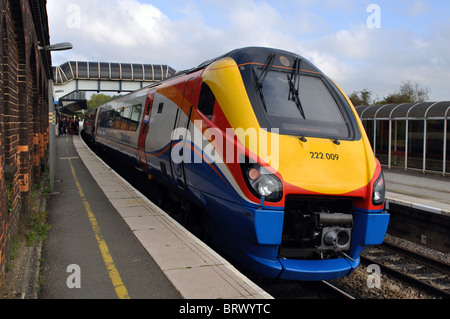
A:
[276, 174, 390, 281]
[203, 170, 390, 282]
[196, 49, 390, 281]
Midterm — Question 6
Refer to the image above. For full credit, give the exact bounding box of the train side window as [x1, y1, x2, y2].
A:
[103, 109, 114, 128]
[198, 82, 215, 120]
[157, 102, 164, 114]
[113, 109, 122, 129]
[121, 106, 132, 130]
[129, 104, 142, 131]
[99, 111, 107, 127]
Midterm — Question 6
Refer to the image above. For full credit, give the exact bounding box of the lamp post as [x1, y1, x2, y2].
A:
[43, 42, 73, 193]
[39, 42, 73, 51]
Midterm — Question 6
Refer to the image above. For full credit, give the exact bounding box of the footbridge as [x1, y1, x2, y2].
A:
[53, 61, 177, 113]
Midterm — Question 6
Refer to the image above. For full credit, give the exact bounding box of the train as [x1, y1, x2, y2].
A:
[82, 47, 390, 281]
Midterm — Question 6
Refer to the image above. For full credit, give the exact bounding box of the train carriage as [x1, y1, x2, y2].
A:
[83, 47, 389, 281]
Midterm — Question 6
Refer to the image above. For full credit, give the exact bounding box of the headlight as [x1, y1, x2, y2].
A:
[241, 162, 282, 202]
[372, 172, 386, 206]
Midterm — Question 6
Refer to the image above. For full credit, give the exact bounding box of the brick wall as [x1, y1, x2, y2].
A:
[0, 0, 51, 293]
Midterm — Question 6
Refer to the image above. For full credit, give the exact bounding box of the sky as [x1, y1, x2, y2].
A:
[47, 0, 450, 101]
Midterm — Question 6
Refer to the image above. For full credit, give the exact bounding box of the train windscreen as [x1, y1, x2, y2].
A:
[238, 58, 358, 141]
[260, 70, 351, 139]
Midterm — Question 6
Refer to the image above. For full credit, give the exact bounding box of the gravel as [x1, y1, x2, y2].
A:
[383, 234, 450, 266]
[329, 234, 449, 299]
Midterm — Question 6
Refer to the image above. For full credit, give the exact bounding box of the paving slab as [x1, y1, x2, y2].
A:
[384, 169, 450, 215]
[73, 135, 272, 299]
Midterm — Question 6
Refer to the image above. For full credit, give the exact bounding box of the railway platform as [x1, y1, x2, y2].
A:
[39, 134, 271, 299]
[384, 169, 450, 216]
[383, 168, 449, 253]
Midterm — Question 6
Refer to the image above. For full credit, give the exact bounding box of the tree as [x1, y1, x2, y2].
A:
[349, 89, 373, 106]
[376, 81, 430, 104]
[87, 93, 116, 110]
[399, 80, 430, 103]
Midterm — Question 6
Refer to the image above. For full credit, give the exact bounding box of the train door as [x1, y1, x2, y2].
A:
[138, 88, 156, 170]
[170, 78, 195, 190]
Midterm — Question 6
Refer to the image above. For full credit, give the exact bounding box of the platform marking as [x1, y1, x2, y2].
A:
[68, 158, 130, 299]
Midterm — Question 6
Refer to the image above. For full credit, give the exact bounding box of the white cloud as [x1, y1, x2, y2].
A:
[295, 21, 450, 101]
[407, 0, 432, 16]
[47, 0, 450, 101]
[49, 0, 303, 68]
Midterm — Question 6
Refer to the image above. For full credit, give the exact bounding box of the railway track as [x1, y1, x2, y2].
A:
[321, 280, 355, 299]
[237, 271, 356, 299]
[360, 243, 450, 299]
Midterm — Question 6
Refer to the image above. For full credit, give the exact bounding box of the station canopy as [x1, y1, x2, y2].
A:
[58, 99, 88, 114]
[355, 102, 450, 120]
[53, 61, 176, 84]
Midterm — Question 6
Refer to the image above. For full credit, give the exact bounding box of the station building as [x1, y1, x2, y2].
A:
[0, 0, 52, 293]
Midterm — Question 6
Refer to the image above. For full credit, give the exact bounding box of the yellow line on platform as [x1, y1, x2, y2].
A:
[68, 158, 130, 299]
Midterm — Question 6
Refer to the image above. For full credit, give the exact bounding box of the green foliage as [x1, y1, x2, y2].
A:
[87, 93, 121, 110]
[376, 80, 431, 104]
[349, 89, 372, 106]
[7, 179, 14, 214]
[349, 81, 431, 106]
[26, 178, 52, 246]
[25, 210, 51, 246]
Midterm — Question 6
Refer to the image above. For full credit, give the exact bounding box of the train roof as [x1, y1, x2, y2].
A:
[225, 47, 322, 73]
[179, 47, 322, 76]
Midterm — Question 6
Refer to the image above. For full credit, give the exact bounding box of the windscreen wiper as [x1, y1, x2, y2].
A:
[257, 54, 275, 88]
[287, 58, 306, 119]
[252, 68, 267, 112]
[253, 54, 275, 112]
